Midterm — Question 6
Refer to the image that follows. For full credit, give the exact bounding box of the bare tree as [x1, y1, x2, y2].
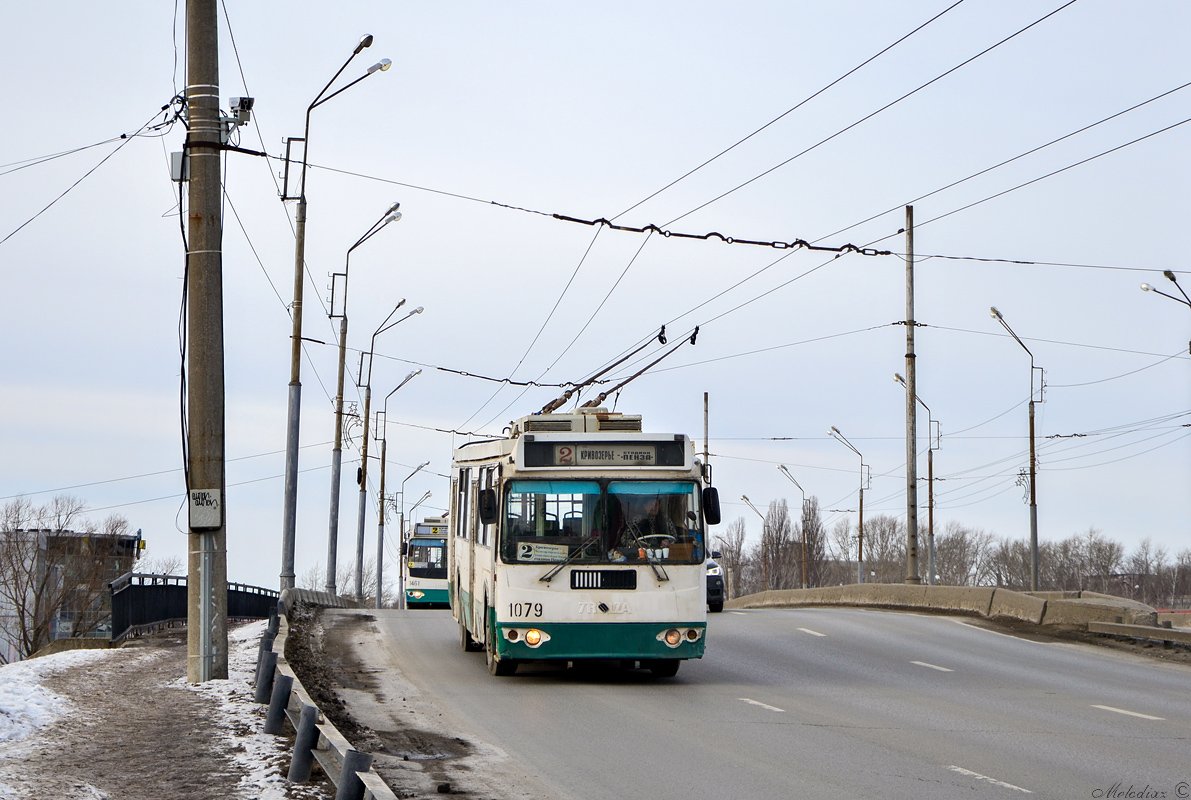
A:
[714, 517, 747, 600]
[862, 514, 905, 584]
[798, 497, 829, 587]
[934, 521, 994, 586]
[764, 499, 798, 590]
[1, 496, 139, 662]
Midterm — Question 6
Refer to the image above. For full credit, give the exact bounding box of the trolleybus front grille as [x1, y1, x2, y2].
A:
[570, 570, 637, 590]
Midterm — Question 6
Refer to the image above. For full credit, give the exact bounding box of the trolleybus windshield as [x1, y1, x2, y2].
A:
[501, 479, 703, 565]
[407, 537, 447, 579]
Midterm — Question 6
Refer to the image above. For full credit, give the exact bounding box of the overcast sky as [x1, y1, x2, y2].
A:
[2, 1, 1188, 590]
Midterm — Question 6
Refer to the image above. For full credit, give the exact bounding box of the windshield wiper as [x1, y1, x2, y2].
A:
[624, 522, 669, 582]
[540, 537, 601, 583]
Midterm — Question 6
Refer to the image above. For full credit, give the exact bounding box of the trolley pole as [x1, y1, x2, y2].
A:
[185, 0, 228, 681]
[904, 205, 921, 584]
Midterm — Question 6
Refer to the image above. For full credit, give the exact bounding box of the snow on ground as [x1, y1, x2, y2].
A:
[0, 648, 117, 745]
[181, 619, 326, 800]
[0, 622, 329, 800]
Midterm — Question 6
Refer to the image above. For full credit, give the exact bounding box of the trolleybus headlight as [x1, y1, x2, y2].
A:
[664, 628, 682, 647]
[408, 590, 425, 599]
[525, 629, 543, 647]
[686, 629, 699, 641]
[507, 629, 519, 641]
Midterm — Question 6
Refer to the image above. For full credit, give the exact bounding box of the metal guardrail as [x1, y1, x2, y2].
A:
[1088, 620, 1191, 647]
[254, 594, 398, 800]
[109, 573, 279, 644]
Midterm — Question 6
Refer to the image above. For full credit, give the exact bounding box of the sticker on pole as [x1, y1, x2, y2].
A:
[189, 489, 222, 530]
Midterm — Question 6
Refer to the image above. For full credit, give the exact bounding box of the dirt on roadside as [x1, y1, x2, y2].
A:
[283, 604, 569, 800]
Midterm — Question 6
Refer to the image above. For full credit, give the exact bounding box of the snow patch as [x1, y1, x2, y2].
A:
[0, 649, 116, 744]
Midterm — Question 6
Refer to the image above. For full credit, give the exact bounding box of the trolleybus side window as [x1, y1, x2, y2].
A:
[480, 467, 496, 547]
[456, 468, 470, 540]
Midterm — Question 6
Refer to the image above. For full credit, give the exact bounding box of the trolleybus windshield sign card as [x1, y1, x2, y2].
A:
[518, 542, 570, 562]
[554, 443, 656, 466]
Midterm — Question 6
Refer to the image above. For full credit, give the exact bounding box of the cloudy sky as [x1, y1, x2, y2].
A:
[2, 1, 1188, 590]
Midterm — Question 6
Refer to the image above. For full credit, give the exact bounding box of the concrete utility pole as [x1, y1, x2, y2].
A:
[185, 0, 228, 681]
[904, 206, 921, 584]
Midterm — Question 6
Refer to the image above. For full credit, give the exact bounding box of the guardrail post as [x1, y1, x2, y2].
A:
[264, 673, 294, 734]
[287, 703, 319, 783]
[334, 750, 373, 800]
[268, 611, 280, 636]
[254, 631, 276, 687]
[254, 651, 278, 703]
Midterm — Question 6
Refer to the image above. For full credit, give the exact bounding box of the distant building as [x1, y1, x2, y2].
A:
[0, 528, 141, 662]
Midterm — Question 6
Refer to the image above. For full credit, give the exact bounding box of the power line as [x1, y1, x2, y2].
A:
[611, 0, 970, 221]
[663, 0, 1082, 227]
[817, 78, 1191, 243]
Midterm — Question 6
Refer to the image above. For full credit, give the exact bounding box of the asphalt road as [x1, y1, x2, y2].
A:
[361, 607, 1190, 799]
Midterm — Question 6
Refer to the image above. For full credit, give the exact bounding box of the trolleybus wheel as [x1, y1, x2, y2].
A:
[709, 602, 724, 613]
[459, 618, 479, 652]
[646, 659, 680, 678]
[486, 613, 517, 676]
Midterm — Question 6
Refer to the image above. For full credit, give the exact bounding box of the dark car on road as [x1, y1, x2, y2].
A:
[706, 551, 725, 613]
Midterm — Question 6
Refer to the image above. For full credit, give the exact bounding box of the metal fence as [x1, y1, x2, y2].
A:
[109, 572, 279, 644]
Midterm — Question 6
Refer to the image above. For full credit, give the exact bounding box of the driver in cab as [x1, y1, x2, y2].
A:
[608, 497, 676, 562]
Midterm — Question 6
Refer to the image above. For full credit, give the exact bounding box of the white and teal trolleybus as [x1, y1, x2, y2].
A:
[449, 408, 721, 677]
[403, 519, 449, 607]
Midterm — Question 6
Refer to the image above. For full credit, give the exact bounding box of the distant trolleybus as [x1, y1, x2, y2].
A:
[449, 409, 721, 677]
[403, 519, 449, 608]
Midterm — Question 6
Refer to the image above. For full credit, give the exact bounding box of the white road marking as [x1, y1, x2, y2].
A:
[729, 611, 748, 616]
[950, 618, 1050, 645]
[947, 765, 1033, 794]
[797, 627, 826, 637]
[1091, 704, 1164, 721]
[911, 660, 954, 672]
[739, 698, 786, 713]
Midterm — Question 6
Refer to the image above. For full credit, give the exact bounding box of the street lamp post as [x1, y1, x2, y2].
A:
[777, 465, 808, 589]
[374, 370, 421, 609]
[829, 427, 867, 584]
[896, 373, 939, 585]
[396, 460, 430, 609]
[354, 304, 424, 602]
[324, 204, 402, 595]
[1141, 271, 1191, 354]
[279, 34, 392, 591]
[740, 495, 769, 592]
[990, 307, 1044, 592]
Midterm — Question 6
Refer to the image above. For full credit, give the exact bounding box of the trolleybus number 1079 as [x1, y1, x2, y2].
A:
[510, 602, 544, 619]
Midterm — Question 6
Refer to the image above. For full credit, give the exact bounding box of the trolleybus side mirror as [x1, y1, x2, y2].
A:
[478, 488, 498, 525]
[400, 541, 408, 556]
[702, 487, 721, 525]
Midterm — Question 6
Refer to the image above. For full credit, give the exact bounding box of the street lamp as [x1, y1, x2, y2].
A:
[990, 306, 1044, 592]
[354, 304, 424, 602]
[324, 204, 402, 594]
[896, 373, 940, 586]
[373, 370, 421, 609]
[829, 427, 867, 584]
[740, 495, 769, 592]
[1141, 271, 1191, 355]
[776, 465, 808, 589]
[397, 460, 430, 608]
[279, 34, 392, 591]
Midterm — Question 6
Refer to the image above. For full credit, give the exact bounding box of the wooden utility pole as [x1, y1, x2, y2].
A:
[185, 0, 229, 681]
[904, 205, 921, 584]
